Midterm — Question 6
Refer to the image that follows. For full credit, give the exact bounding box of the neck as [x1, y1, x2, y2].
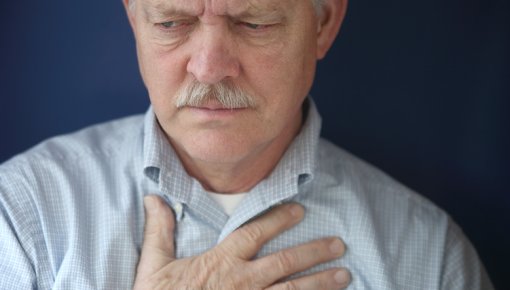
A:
[172, 110, 303, 194]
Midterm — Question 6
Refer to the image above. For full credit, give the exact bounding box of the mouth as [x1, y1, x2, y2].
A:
[184, 99, 249, 111]
[178, 99, 250, 122]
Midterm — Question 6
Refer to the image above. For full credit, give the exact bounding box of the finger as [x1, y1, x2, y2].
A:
[267, 268, 351, 290]
[136, 195, 176, 277]
[219, 203, 305, 259]
[253, 237, 346, 285]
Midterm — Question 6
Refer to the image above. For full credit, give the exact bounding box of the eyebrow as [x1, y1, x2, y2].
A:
[141, 0, 288, 22]
[230, 6, 287, 23]
[141, 1, 199, 22]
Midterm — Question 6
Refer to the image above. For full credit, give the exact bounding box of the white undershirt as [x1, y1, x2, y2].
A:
[207, 192, 248, 216]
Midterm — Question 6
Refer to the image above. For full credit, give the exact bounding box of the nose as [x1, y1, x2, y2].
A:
[186, 25, 240, 84]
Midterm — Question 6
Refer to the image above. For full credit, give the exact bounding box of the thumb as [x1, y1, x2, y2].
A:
[136, 195, 176, 277]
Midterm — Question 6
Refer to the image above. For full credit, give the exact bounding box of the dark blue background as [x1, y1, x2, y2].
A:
[0, 0, 508, 288]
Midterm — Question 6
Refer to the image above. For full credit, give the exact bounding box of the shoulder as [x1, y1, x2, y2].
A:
[20, 114, 143, 161]
[1, 114, 144, 171]
[315, 138, 448, 233]
[0, 113, 145, 228]
[0, 114, 145, 206]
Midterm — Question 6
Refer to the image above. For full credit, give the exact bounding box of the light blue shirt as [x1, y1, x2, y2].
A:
[0, 101, 493, 289]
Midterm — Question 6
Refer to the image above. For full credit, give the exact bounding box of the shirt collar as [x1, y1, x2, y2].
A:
[266, 98, 321, 187]
[142, 98, 322, 203]
[142, 107, 194, 203]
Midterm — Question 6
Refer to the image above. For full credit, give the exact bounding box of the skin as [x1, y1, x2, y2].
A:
[124, 0, 351, 288]
[133, 195, 351, 289]
[124, 0, 347, 193]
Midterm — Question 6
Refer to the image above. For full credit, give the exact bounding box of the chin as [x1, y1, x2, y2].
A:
[186, 133, 258, 164]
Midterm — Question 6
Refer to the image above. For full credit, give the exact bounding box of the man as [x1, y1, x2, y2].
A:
[0, 0, 493, 289]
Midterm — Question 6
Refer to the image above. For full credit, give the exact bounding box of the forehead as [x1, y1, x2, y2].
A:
[141, 0, 297, 17]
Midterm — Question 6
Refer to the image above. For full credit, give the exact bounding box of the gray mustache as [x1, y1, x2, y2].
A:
[175, 80, 257, 109]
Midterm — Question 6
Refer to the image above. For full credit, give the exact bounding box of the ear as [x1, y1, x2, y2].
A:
[122, 0, 137, 34]
[316, 0, 348, 60]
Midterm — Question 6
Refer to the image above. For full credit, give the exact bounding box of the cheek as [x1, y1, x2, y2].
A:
[243, 39, 315, 106]
[138, 43, 188, 108]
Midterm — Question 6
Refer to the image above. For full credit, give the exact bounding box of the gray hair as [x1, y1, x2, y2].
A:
[175, 79, 257, 109]
[128, 0, 326, 13]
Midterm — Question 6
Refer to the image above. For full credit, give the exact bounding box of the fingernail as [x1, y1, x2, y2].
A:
[288, 204, 303, 217]
[334, 269, 350, 284]
[329, 238, 344, 254]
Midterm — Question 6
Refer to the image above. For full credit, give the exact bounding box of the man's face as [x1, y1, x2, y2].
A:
[127, 0, 330, 164]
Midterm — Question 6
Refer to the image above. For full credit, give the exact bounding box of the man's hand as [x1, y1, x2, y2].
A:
[133, 195, 351, 290]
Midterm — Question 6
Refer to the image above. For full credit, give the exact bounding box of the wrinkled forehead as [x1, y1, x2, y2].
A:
[140, 0, 298, 18]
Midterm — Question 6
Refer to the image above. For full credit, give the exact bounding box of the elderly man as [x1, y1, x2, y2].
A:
[0, 0, 493, 289]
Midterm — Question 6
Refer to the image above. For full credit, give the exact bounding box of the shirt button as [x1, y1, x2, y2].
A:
[174, 203, 183, 218]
